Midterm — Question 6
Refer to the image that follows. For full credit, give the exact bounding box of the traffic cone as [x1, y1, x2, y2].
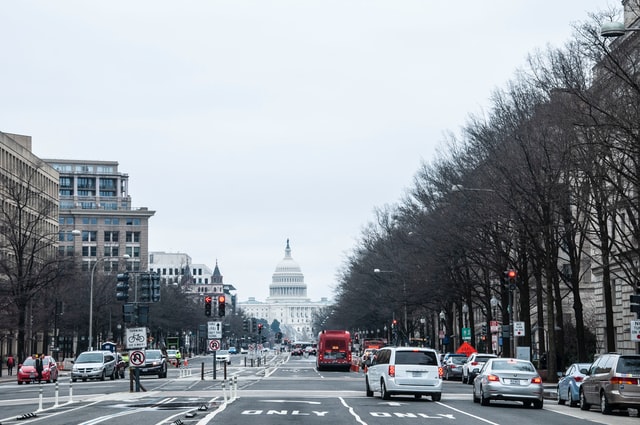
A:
[183, 358, 188, 367]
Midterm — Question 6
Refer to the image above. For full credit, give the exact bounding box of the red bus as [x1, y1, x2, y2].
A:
[316, 330, 352, 371]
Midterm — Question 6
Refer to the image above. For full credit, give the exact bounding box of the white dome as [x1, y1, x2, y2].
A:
[268, 239, 308, 300]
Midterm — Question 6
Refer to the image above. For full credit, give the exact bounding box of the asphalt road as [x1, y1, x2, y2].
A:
[0, 353, 637, 425]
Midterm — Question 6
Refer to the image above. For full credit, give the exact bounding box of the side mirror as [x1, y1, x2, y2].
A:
[557, 371, 564, 378]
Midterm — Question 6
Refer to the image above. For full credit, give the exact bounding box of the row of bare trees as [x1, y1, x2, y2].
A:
[326, 8, 640, 382]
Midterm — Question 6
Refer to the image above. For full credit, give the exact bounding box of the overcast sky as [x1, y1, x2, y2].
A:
[2, 1, 612, 302]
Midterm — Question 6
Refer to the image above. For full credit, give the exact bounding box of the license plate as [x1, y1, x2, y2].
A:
[509, 379, 521, 385]
[412, 371, 423, 377]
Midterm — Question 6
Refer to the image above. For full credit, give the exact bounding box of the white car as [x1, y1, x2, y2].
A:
[365, 346, 442, 401]
[214, 350, 231, 364]
[462, 353, 497, 384]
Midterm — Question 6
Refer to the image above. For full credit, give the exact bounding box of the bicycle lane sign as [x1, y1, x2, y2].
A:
[126, 327, 148, 349]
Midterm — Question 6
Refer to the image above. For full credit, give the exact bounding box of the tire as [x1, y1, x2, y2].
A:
[365, 377, 373, 397]
[473, 385, 479, 403]
[557, 386, 565, 405]
[480, 387, 490, 406]
[381, 380, 390, 400]
[18, 381, 23, 385]
[432, 393, 441, 402]
[600, 391, 612, 415]
[569, 389, 578, 407]
[110, 369, 115, 380]
[579, 389, 590, 411]
[523, 401, 531, 408]
[533, 399, 543, 409]
[462, 373, 467, 384]
[100, 370, 106, 381]
[72, 378, 77, 383]
[415, 394, 421, 399]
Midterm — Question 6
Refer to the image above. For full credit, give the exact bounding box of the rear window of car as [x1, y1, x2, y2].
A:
[492, 360, 535, 372]
[395, 350, 438, 366]
[617, 356, 640, 374]
[451, 357, 467, 365]
[475, 356, 495, 362]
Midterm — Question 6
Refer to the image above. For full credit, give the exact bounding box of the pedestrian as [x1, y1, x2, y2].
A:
[175, 350, 182, 367]
[6, 354, 15, 376]
[35, 354, 44, 383]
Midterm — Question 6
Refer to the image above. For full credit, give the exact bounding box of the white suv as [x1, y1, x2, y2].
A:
[462, 352, 497, 384]
[365, 347, 442, 401]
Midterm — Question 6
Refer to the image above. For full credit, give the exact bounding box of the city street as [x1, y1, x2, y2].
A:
[0, 352, 638, 425]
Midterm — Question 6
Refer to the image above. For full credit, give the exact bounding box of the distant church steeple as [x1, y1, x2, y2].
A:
[212, 259, 223, 284]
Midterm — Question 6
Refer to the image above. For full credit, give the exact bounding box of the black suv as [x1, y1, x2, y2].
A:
[139, 349, 167, 378]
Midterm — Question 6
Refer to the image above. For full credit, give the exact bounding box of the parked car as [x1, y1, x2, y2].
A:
[240, 347, 249, 355]
[139, 349, 168, 378]
[580, 353, 640, 414]
[472, 357, 544, 408]
[443, 355, 468, 380]
[17, 355, 58, 384]
[71, 350, 117, 382]
[365, 346, 442, 401]
[229, 347, 237, 354]
[557, 362, 591, 407]
[462, 353, 497, 384]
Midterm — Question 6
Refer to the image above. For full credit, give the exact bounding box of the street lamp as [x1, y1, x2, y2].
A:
[462, 303, 469, 328]
[600, 21, 640, 37]
[373, 268, 408, 342]
[439, 310, 446, 352]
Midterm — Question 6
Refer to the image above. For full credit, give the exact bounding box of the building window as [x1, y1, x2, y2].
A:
[77, 177, 95, 189]
[82, 231, 97, 242]
[82, 217, 98, 225]
[125, 246, 140, 258]
[82, 246, 97, 257]
[126, 232, 140, 243]
[126, 218, 141, 226]
[104, 246, 119, 257]
[104, 231, 119, 242]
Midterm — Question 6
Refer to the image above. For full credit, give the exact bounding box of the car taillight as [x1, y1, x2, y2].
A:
[573, 376, 583, 383]
[531, 376, 542, 384]
[438, 367, 444, 377]
[389, 365, 396, 377]
[487, 374, 500, 382]
[611, 376, 638, 385]
[471, 361, 478, 366]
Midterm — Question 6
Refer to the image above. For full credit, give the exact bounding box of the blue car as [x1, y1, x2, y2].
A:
[557, 362, 590, 407]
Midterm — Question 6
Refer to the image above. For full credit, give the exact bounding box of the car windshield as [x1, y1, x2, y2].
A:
[395, 350, 438, 366]
[217, 350, 229, 356]
[76, 353, 104, 363]
[618, 356, 640, 374]
[146, 350, 163, 360]
[166, 350, 177, 357]
[491, 360, 535, 372]
[23, 358, 35, 366]
[451, 357, 467, 365]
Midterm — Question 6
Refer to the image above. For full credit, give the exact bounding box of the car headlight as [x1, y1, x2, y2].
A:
[92, 366, 104, 372]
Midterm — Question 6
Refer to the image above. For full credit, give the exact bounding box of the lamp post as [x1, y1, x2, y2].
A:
[439, 310, 446, 352]
[601, 22, 640, 37]
[373, 268, 407, 343]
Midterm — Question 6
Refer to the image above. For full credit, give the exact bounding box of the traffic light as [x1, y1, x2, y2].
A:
[258, 323, 263, 334]
[481, 323, 487, 336]
[243, 319, 249, 332]
[140, 273, 151, 302]
[505, 269, 518, 290]
[204, 295, 212, 316]
[116, 273, 130, 301]
[123, 303, 135, 323]
[217, 295, 226, 317]
[151, 272, 161, 302]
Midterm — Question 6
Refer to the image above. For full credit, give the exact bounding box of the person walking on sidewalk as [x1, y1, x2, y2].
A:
[6, 354, 15, 375]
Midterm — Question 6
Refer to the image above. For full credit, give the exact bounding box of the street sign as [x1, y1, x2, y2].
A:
[126, 327, 147, 349]
[513, 321, 525, 337]
[129, 350, 146, 367]
[631, 320, 640, 340]
[461, 327, 471, 341]
[490, 321, 500, 333]
[208, 321, 222, 339]
[208, 339, 220, 351]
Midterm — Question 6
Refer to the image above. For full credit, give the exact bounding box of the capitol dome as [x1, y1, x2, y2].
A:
[267, 239, 308, 301]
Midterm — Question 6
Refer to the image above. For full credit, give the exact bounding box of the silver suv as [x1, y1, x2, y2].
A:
[580, 353, 640, 414]
[71, 350, 117, 382]
[365, 347, 442, 401]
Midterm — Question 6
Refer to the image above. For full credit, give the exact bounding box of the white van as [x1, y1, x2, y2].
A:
[71, 350, 117, 382]
[365, 347, 443, 401]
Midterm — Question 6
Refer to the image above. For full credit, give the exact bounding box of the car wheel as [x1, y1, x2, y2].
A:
[600, 391, 612, 415]
[468, 374, 474, 385]
[72, 378, 77, 383]
[110, 369, 116, 380]
[18, 381, 23, 385]
[579, 389, 590, 411]
[462, 373, 467, 384]
[432, 393, 441, 402]
[480, 387, 490, 406]
[533, 399, 543, 409]
[415, 394, 422, 399]
[365, 377, 373, 397]
[381, 380, 390, 400]
[472, 385, 479, 403]
[523, 401, 532, 408]
[556, 386, 565, 405]
[569, 389, 578, 407]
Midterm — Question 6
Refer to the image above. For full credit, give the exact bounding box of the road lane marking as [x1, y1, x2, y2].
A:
[340, 396, 368, 425]
[436, 401, 500, 425]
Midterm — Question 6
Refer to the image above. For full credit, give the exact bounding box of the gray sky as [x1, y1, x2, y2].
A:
[2, 1, 610, 302]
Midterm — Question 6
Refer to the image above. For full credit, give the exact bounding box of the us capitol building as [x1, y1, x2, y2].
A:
[237, 240, 331, 341]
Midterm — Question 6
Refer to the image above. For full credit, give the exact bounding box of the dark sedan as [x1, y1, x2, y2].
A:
[139, 349, 167, 378]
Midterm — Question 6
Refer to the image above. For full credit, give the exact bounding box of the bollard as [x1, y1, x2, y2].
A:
[54, 381, 59, 407]
[201, 362, 205, 380]
[38, 383, 43, 411]
[69, 379, 73, 403]
[233, 376, 238, 401]
[222, 380, 227, 404]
